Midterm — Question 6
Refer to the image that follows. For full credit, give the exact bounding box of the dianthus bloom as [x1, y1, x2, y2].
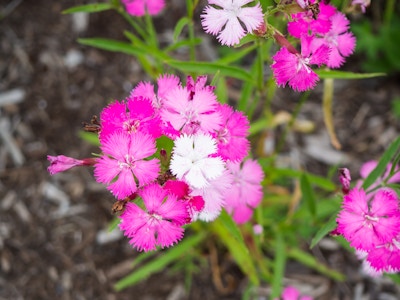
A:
[201, 0, 264, 46]
[121, 0, 165, 17]
[47, 155, 96, 175]
[224, 159, 264, 224]
[170, 133, 225, 189]
[274, 286, 313, 300]
[352, 0, 370, 13]
[119, 183, 189, 252]
[94, 131, 160, 199]
[271, 36, 329, 92]
[336, 188, 400, 251]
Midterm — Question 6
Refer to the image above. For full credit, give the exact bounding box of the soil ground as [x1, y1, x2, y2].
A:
[1, 1, 400, 299]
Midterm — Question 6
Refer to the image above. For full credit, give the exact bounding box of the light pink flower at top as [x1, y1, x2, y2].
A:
[201, 0, 264, 46]
[275, 286, 313, 300]
[47, 155, 96, 175]
[224, 159, 264, 224]
[99, 96, 162, 142]
[131, 74, 181, 110]
[94, 131, 160, 199]
[271, 36, 330, 92]
[160, 81, 222, 135]
[311, 12, 356, 68]
[170, 133, 225, 189]
[119, 183, 189, 252]
[214, 103, 250, 162]
[121, 0, 165, 17]
[359, 160, 400, 187]
[337, 188, 400, 251]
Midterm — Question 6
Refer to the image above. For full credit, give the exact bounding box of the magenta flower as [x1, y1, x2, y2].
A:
[119, 183, 189, 252]
[275, 286, 313, 300]
[99, 96, 162, 142]
[201, 0, 264, 46]
[338, 168, 351, 194]
[271, 36, 330, 92]
[94, 131, 160, 199]
[170, 133, 225, 189]
[47, 155, 96, 175]
[160, 80, 222, 135]
[121, 0, 165, 17]
[214, 103, 250, 162]
[352, 0, 370, 13]
[365, 235, 400, 275]
[311, 12, 356, 68]
[337, 188, 400, 251]
[224, 159, 264, 224]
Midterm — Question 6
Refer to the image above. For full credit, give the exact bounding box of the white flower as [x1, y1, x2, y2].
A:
[170, 133, 224, 189]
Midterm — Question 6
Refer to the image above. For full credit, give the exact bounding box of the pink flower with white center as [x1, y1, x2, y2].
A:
[170, 133, 225, 189]
[121, 0, 165, 17]
[274, 286, 313, 300]
[214, 103, 250, 162]
[131, 74, 180, 110]
[224, 159, 264, 224]
[99, 96, 162, 142]
[47, 155, 96, 175]
[311, 12, 356, 68]
[271, 36, 330, 92]
[160, 82, 222, 135]
[201, 0, 264, 46]
[94, 131, 160, 199]
[191, 169, 234, 222]
[336, 188, 400, 251]
[288, 2, 336, 38]
[365, 235, 400, 275]
[119, 183, 189, 252]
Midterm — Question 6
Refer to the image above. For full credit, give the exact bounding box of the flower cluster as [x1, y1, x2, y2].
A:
[47, 74, 264, 252]
[336, 162, 400, 276]
[271, 0, 356, 91]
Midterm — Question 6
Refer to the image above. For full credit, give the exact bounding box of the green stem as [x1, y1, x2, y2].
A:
[384, 0, 396, 25]
[144, 13, 158, 48]
[119, 10, 147, 39]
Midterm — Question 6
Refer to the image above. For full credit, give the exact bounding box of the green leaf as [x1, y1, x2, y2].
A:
[173, 17, 190, 41]
[271, 232, 286, 299]
[78, 131, 100, 146]
[316, 70, 386, 79]
[164, 38, 202, 53]
[216, 44, 257, 65]
[62, 3, 113, 14]
[107, 217, 121, 232]
[219, 210, 245, 244]
[114, 233, 206, 291]
[78, 38, 147, 56]
[362, 136, 400, 190]
[211, 218, 259, 285]
[310, 212, 339, 249]
[300, 174, 317, 217]
[167, 60, 254, 82]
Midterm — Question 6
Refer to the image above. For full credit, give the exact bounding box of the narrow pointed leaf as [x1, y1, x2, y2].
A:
[316, 70, 386, 79]
[310, 212, 339, 249]
[62, 3, 113, 14]
[300, 174, 317, 217]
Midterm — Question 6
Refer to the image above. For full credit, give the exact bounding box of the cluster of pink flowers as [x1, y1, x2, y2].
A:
[47, 74, 264, 252]
[336, 162, 400, 276]
[271, 0, 356, 91]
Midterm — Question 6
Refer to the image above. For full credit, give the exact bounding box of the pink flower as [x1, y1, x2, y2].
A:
[337, 188, 400, 251]
[160, 78, 222, 135]
[288, 2, 336, 38]
[352, 0, 370, 13]
[170, 133, 225, 189]
[119, 183, 189, 252]
[121, 0, 165, 17]
[365, 235, 400, 275]
[214, 103, 250, 162]
[94, 131, 160, 199]
[271, 36, 329, 92]
[224, 159, 264, 224]
[338, 168, 351, 194]
[311, 12, 356, 68]
[47, 155, 96, 175]
[201, 0, 264, 46]
[131, 74, 180, 110]
[275, 286, 313, 300]
[99, 96, 162, 142]
[359, 160, 400, 187]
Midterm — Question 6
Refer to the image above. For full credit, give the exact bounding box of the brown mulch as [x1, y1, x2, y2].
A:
[1, 1, 399, 299]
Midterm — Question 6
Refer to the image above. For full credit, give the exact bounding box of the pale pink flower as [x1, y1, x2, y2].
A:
[94, 131, 160, 199]
[224, 159, 264, 224]
[271, 36, 329, 92]
[214, 103, 250, 162]
[275, 286, 313, 300]
[201, 0, 264, 46]
[359, 160, 400, 187]
[311, 12, 356, 68]
[170, 133, 225, 189]
[119, 183, 189, 252]
[352, 0, 370, 13]
[47, 155, 96, 175]
[121, 0, 165, 17]
[337, 188, 400, 251]
[160, 80, 222, 136]
[191, 169, 234, 222]
[99, 96, 162, 142]
[253, 224, 263, 235]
